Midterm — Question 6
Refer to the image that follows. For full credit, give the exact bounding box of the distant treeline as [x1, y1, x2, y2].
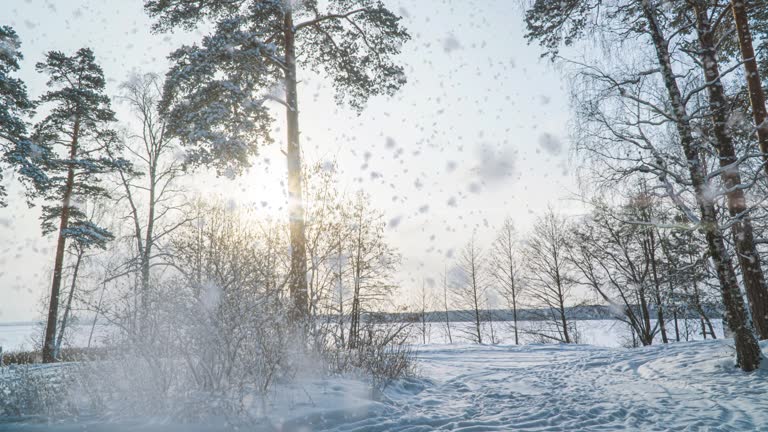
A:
[356, 304, 723, 324]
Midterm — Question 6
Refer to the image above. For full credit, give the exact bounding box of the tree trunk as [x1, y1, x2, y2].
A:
[284, 10, 309, 320]
[443, 269, 452, 344]
[639, 287, 653, 344]
[641, 0, 761, 371]
[55, 247, 83, 359]
[731, 0, 768, 173]
[43, 117, 80, 363]
[337, 235, 346, 348]
[553, 253, 570, 343]
[692, 1, 768, 339]
[471, 263, 482, 344]
[648, 231, 668, 343]
[558, 289, 570, 343]
[510, 268, 519, 345]
[139, 161, 157, 336]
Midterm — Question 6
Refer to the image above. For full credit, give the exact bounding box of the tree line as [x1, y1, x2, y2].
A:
[0, 0, 410, 367]
[1, 0, 768, 377]
[520, 0, 768, 371]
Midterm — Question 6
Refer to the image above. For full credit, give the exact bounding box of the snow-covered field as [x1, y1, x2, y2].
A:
[0, 322, 112, 353]
[2, 337, 767, 431]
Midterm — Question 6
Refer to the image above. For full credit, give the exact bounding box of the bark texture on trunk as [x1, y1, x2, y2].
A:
[731, 0, 768, 172]
[693, 1, 768, 339]
[641, 0, 761, 370]
[510, 269, 519, 345]
[55, 248, 83, 359]
[284, 10, 309, 320]
[43, 118, 80, 363]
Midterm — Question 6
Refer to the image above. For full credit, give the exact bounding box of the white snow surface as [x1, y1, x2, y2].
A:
[2, 339, 767, 431]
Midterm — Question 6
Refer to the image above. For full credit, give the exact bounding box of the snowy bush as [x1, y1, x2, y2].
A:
[0, 365, 78, 418]
[324, 321, 417, 396]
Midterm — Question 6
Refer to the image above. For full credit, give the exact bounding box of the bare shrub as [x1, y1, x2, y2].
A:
[325, 319, 416, 397]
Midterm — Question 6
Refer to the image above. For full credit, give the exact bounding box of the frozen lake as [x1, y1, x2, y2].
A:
[0, 318, 724, 352]
[0, 322, 112, 353]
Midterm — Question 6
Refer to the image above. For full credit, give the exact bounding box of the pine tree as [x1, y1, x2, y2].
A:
[31, 48, 128, 363]
[145, 0, 410, 319]
[0, 26, 35, 206]
[730, 0, 768, 171]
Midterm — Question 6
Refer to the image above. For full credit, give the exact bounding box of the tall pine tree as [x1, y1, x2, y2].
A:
[0, 26, 35, 206]
[145, 0, 410, 319]
[31, 48, 127, 362]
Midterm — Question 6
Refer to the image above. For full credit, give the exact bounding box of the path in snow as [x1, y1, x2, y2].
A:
[314, 340, 768, 432]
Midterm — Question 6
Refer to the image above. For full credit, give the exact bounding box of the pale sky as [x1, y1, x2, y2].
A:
[1, 0, 581, 321]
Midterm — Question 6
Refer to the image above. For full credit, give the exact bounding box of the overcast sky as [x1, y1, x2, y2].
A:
[1, 0, 582, 322]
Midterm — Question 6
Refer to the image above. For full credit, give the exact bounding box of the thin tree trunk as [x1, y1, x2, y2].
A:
[55, 247, 83, 359]
[88, 279, 107, 348]
[471, 262, 482, 344]
[731, 0, 768, 172]
[284, 9, 309, 320]
[641, 0, 761, 371]
[488, 309, 496, 344]
[673, 308, 680, 342]
[639, 287, 653, 343]
[645, 228, 668, 343]
[510, 268, 519, 345]
[139, 160, 157, 335]
[558, 290, 570, 343]
[337, 234, 346, 348]
[443, 268, 452, 344]
[554, 256, 570, 343]
[43, 117, 80, 363]
[692, 1, 768, 339]
[705, 315, 717, 339]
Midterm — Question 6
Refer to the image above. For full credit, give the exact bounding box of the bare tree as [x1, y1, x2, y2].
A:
[416, 279, 433, 345]
[110, 72, 187, 336]
[489, 217, 523, 345]
[570, 198, 662, 346]
[345, 191, 399, 349]
[524, 209, 578, 344]
[452, 236, 486, 344]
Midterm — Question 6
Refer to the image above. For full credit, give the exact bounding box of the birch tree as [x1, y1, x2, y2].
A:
[686, 0, 768, 340]
[111, 72, 188, 335]
[525, 0, 762, 371]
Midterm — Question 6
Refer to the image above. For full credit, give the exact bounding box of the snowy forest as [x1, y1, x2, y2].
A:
[1, 0, 768, 431]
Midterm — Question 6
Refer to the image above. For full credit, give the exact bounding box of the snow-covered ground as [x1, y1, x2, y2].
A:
[363, 341, 768, 431]
[1, 338, 766, 431]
